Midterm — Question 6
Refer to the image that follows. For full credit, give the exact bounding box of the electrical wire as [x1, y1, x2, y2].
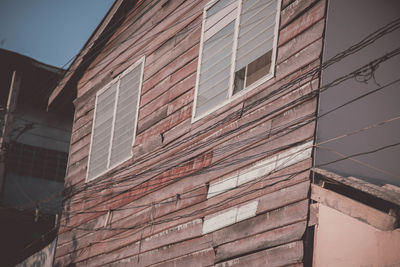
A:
[58, 0, 268, 91]
[40, 12, 400, 204]
[16, 11, 400, 262]
[6, 0, 400, 237]
[62, 111, 400, 218]
[51, 140, 400, 266]
[11, 42, 400, 213]
[105, 17, 400, 183]
[316, 145, 400, 179]
[64, 45, 400, 205]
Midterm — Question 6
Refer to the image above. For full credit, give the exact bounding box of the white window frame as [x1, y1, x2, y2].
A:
[86, 56, 145, 182]
[192, 0, 281, 122]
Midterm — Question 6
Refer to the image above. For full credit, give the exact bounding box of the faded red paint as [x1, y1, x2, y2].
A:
[55, 0, 326, 265]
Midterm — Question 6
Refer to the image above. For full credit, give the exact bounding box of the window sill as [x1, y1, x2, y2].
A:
[191, 72, 275, 123]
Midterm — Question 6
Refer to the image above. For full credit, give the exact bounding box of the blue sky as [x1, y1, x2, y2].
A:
[0, 0, 114, 68]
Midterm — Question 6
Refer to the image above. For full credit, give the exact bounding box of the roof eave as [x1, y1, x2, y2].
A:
[47, 0, 124, 107]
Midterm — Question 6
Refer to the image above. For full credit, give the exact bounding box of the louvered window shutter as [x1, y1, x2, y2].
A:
[109, 64, 142, 167]
[195, 0, 238, 117]
[87, 58, 144, 181]
[88, 83, 117, 180]
[235, 0, 278, 72]
[194, 0, 279, 119]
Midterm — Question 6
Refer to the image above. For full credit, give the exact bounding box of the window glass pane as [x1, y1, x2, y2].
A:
[246, 50, 272, 87]
[233, 67, 246, 94]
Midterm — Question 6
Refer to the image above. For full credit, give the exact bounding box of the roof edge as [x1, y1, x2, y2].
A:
[312, 167, 400, 207]
[47, 0, 124, 107]
[0, 48, 65, 74]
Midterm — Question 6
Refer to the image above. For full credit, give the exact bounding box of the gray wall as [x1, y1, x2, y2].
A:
[316, 0, 400, 185]
[16, 238, 56, 267]
[3, 174, 63, 213]
[13, 109, 71, 152]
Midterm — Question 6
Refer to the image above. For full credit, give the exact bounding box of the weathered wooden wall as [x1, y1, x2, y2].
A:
[55, 0, 326, 265]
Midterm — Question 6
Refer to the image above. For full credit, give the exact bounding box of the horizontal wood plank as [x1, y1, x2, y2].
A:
[311, 184, 397, 231]
[215, 221, 307, 262]
[214, 241, 303, 267]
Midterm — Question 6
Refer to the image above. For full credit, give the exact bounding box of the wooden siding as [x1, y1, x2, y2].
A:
[56, 0, 326, 265]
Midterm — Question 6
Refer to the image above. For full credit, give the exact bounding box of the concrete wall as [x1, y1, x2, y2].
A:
[3, 174, 63, 212]
[3, 107, 70, 213]
[316, 0, 400, 185]
[314, 204, 400, 267]
[12, 110, 71, 152]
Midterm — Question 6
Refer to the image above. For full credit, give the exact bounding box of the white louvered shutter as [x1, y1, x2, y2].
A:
[88, 83, 117, 180]
[235, 0, 278, 72]
[195, 0, 238, 117]
[87, 59, 144, 181]
[109, 64, 142, 167]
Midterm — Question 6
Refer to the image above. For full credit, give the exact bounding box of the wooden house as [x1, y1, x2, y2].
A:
[48, 0, 400, 265]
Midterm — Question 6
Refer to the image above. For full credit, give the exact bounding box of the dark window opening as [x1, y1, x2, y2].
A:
[233, 50, 273, 95]
[5, 142, 68, 182]
[233, 67, 246, 94]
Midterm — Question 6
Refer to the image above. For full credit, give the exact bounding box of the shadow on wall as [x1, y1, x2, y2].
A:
[53, 179, 78, 267]
[16, 238, 56, 267]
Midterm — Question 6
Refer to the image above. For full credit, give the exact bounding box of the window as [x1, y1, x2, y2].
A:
[193, 0, 281, 120]
[87, 57, 145, 181]
[6, 142, 68, 182]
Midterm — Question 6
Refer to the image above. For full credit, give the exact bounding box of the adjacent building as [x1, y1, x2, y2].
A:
[0, 49, 73, 266]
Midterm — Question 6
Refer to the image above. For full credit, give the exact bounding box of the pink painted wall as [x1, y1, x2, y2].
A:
[314, 204, 400, 267]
